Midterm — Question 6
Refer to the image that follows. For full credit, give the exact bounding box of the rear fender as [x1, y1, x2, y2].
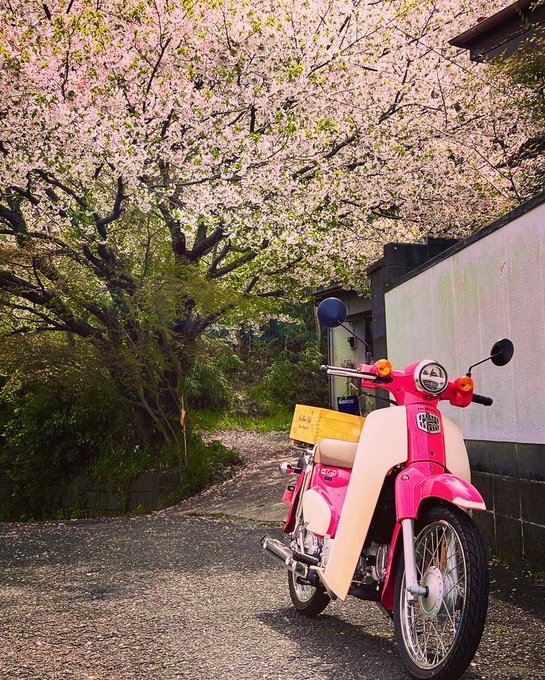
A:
[283, 470, 306, 533]
[396, 468, 486, 521]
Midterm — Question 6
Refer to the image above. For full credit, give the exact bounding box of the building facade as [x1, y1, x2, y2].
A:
[317, 192, 545, 568]
[385, 191, 545, 568]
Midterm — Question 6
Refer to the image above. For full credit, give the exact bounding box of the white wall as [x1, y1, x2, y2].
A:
[330, 319, 368, 408]
[385, 202, 545, 445]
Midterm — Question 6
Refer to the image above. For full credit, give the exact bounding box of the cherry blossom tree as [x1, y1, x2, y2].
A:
[0, 0, 533, 435]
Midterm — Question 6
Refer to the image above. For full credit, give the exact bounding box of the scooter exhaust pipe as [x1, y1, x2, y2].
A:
[262, 536, 291, 563]
[261, 537, 309, 578]
[262, 537, 336, 599]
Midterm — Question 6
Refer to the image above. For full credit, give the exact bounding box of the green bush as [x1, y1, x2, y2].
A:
[0, 301, 325, 519]
[253, 343, 327, 411]
[182, 341, 241, 411]
[0, 338, 136, 519]
[176, 432, 241, 498]
[0, 334, 241, 520]
[184, 306, 328, 432]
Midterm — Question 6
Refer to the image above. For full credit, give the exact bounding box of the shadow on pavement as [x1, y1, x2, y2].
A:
[489, 563, 545, 622]
[258, 606, 482, 680]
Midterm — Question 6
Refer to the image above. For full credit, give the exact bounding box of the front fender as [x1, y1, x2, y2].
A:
[396, 467, 486, 521]
[382, 472, 486, 612]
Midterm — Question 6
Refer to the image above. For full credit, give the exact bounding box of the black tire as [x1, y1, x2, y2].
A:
[393, 504, 489, 680]
[288, 570, 330, 617]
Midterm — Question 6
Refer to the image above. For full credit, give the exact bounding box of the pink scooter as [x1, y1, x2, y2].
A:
[262, 297, 514, 680]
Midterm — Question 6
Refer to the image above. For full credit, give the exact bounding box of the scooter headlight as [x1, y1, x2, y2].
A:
[414, 360, 448, 395]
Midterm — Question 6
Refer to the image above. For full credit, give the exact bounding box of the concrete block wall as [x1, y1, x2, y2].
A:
[468, 441, 545, 569]
[0, 472, 12, 510]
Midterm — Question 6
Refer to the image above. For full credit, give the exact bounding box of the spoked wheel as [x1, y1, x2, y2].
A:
[288, 570, 330, 617]
[394, 505, 489, 680]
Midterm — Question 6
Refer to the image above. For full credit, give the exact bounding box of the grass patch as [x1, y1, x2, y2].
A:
[175, 436, 242, 499]
[191, 408, 293, 433]
[490, 554, 511, 568]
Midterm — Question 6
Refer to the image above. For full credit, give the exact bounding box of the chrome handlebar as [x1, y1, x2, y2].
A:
[319, 364, 374, 379]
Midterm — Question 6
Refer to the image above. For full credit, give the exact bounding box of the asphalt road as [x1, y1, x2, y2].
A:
[1, 512, 545, 680]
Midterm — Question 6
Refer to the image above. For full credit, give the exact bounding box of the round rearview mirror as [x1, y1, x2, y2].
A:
[317, 297, 348, 328]
[490, 338, 514, 367]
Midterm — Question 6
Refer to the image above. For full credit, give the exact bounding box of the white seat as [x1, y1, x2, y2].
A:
[315, 438, 358, 468]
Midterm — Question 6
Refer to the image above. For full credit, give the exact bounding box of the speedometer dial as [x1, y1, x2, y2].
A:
[414, 361, 448, 395]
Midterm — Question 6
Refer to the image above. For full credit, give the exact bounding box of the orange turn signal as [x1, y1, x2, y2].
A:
[375, 359, 393, 377]
[456, 376, 474, 392]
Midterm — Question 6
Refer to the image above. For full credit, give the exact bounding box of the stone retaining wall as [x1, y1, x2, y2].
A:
[62, 469, 182, 513]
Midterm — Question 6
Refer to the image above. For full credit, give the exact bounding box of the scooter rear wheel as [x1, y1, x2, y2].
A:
[393, 504, 488, 680]
[288, 570, 330, 617]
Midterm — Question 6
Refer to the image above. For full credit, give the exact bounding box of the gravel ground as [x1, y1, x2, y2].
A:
[0, 431, 544, 680]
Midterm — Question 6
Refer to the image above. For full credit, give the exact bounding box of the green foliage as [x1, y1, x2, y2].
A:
[0, 294, 323, 519]
[0, 335, 136, 519]
[492, 34, 545, 120]
[253, 343, 326, 411]
[188, 302, 328, 431]
[0, 332, 241, 520]
[489, 33, 545, 182]
[182, 339, 242, 411]
[242, 304, 328, 413]
[91, 440, 160, 487]
[175, 432, 241, 499]
[191, 408, 293, 433]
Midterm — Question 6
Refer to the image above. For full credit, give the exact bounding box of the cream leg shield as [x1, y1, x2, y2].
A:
[443, 414, 471, 482]
[322, 406, 408, 600]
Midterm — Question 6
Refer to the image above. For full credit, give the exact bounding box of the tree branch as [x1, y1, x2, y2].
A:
[0, 205, 25, 234]
[188, 225, 225, 262]
[158, 202, 186, 257]
[144, 37, 172, 108]
[245, 275, 259, 294]
[94, 177, 125, 238]
[208, 241, 232, 272]
[292, 133, 358, 179]
[34, 170, 89, 210]
[262, 256, 304, 276]
[0, 269, 102, 338]
[256, 290, 284, 298]
[208, 250, 258, 279]
[7, 324, 72, 335]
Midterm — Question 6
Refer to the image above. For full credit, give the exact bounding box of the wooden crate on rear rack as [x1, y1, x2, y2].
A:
[289, 404, 365, 445]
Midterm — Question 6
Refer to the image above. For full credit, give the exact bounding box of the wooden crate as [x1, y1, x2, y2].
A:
[290, 404, 365, 445]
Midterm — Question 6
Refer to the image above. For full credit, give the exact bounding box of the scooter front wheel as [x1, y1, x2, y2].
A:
[288, 570, 330, 617]
[394, 504, 489, 680]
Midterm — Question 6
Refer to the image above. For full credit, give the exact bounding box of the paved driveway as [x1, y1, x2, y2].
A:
[0, 431, 544, 679]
